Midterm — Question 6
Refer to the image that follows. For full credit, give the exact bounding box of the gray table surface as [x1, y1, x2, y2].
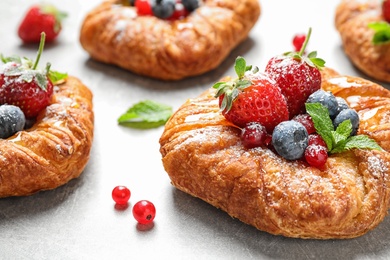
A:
[1, 0, 390, 259]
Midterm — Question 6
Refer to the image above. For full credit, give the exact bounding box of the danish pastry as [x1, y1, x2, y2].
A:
[335, 0, 390, 83]
[159, 67, 390, 239]
[79, 0, 261, 80]
[0, 76, 94, 198]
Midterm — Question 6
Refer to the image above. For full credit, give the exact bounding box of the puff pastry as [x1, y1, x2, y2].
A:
[0, 76, 94, 198]
[159, 67, 390, 239]
[79, 0, 261, 80]
[335, 0, 390, 83]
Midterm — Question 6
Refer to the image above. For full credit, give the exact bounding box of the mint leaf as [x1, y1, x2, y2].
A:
[305, 103, 334, 150]
[234, 56, 247, 78]
[48, 70, 68, 84]
[344, 135, 383, 151]
[118, 100, 173, 129]
[335, 120, 352, 140]
[368, 22, 390, 44]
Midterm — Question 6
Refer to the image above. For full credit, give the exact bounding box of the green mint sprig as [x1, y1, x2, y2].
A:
[305, 103, 382, 154]
[368, 22, 390, 45]
[118, 100, 173, 129]
[213, 56, 258, 112]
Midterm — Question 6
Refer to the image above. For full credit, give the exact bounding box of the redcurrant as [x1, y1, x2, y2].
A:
[292, 33, 306, 52]
[308, 134, 327, 148]
[135, 0, 153, 16]
[304, 144, 328, 168]
[112, 186, 131, 205]
[240, 122, 269, 148]
[292, 114, 315, 134]
[132, 200, 156, 224]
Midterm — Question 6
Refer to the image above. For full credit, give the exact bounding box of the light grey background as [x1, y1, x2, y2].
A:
[1, 0, 390, 259]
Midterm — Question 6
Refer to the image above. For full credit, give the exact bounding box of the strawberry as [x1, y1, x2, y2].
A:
[213, 57, 289, 133]
[0, 33, 67, 118]
[265, 28, 325, 119]
[383, 0, 390, 23]
[18, 4, 67, 43]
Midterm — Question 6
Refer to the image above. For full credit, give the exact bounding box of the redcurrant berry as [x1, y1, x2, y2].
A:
[135, 0, 153, 16]
[132, 200, 156, 224]
[304, 144, 328, 168]
[308, 134, 327, 148]
[240, 122, 269, 148]
[292, 33, 306, 52]
[112, 186, 131, 205]
[383, 0, 390, 23]
[292, 114, 315, 134]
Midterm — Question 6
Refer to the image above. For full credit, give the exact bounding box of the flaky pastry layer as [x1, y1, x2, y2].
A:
[79, 0, 261, 80]
[0, 76, 94, 198]
[159, 68, 390, 239]
[335, 0, 390, 83]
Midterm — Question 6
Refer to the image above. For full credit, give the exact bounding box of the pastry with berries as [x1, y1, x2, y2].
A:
[335, 0, 390, 83]
[0, 33, 94, 198]
[159, 32, 390, 239]
[79, 0, 261, 80]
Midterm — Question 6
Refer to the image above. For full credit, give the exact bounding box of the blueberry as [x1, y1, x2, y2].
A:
[0, 105, 26, 139]
[182, 0, 200, 12]
[272, 121, 308, 160]
[335, 97, 349, 116]
[306, 90, 338, 119]
[151, 0, 176, 19]
[333, 108, 359, 136]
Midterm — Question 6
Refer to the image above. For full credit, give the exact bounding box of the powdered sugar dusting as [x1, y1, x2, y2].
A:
[368, 155, 387, 178]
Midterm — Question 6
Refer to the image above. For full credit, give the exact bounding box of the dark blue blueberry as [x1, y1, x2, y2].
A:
[306, 89, 338, 119]
[335, 97, 349, 116]
[182, 0, 200, 12]
[272, 121, 308, 160]
[151, 0, 176, 19]
[333, 108, 359, 136]
[0, 105, 26, 139]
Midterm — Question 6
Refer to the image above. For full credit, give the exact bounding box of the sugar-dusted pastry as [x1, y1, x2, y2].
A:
[0, 34, 94, 197]
[79, 0, 261, 80]
[159, 36, 390, 238]
[335, 0, 390, 83]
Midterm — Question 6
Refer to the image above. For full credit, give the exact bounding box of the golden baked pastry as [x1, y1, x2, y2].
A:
[335, 0, 390, 83]
[0, 76, 94, 197]
[79, 0, 261, 80]
[159, 67, 390, 239]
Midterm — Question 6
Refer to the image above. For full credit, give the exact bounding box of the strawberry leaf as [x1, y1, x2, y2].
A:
[234, 56, 247, 78]
[368, 22, 390, 44]
[118, 100, 173, 129]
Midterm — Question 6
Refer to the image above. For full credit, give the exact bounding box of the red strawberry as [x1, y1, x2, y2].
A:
[18, 4, 67, 43]
[213, 57, 289, 133]
[383, 0, 390, 23]
[0, 33, 67, 118]
[265, 28, 325, 119]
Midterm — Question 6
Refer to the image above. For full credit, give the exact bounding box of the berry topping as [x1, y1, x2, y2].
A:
[240, 122, 270, 148]
[18, 4, 67, 43]
[304, 144, 328, 168]
[335, 96, 349, 115]
[383, 0, 390, 23]
[333, 108, 360, 136]
[265, 28, 325, 118]
[308, 134, 327, 148]
[306, 89, 338, 119]
[112, 186, 131, 205]
[0, 33, 67, 118]
[132, 200, 156, 224]
[0, 105, 26, 139]
[213, 57, 289, 132]
[272, 121, 309, 160]
[135, 0, 153, 15]
[292, 33, 306, 52]
[182, 0, 200, 12]
[151, 0, 176, 19]
[292, 113, 315, 134]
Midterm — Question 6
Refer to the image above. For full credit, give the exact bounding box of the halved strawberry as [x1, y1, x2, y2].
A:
[213, 57, 289, 133]
[0, 33, 67, 118]
[265, 28, 325, 119]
